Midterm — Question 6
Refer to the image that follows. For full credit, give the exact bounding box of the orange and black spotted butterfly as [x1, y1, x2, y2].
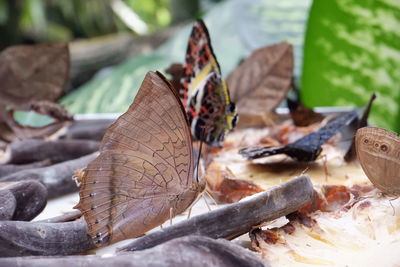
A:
[180, 19, 238, 147]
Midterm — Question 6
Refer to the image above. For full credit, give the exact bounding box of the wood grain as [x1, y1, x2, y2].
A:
[120, 175, 313, 252]
[0, 236, 266, 266]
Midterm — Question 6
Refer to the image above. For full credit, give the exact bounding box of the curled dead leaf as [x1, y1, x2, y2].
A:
[227, 42, 294, 127]
[0, 43, 72, 142]
[206, 162, 263, 204]
[165, 63, 184, 94]
[287, 98, 324, 127]
[0, 43, 69, 101]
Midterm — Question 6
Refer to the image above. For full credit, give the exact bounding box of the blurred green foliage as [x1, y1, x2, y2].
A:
[301, 0, 400, 132]
[61, 0, 311, 113]
[0, 0, 172, 48]
[124, 0, 171, 30]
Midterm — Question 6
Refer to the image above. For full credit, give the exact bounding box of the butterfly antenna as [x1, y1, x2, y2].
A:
[322, 154, 329, 181]
[389, 196, 398, 216]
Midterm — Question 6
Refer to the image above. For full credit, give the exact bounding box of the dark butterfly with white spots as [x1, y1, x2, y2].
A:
[240, 110, 359, 161]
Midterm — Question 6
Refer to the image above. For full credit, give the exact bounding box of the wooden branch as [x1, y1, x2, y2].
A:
[37, 210, 82, 223]
[120, 175, 313, 252]
[0, 153, 98, 198]
[0, 180, 48, 221]
[69, 25, 182, 87]
[0, 190, 15, 220]
[0, 236, 267, 266]
[0, 160, 51, 178]
[1, 139, 99, 164]
[0, 175, 312, 257]
[0, 220, 93, 257]
[0, 107, 70, 142]
[60, 119, 114, 141]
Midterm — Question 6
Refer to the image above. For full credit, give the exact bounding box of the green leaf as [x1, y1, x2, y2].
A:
[301, 0, 400, 132]
[61, 0, 312, 114]
[61, 54, 169, 113]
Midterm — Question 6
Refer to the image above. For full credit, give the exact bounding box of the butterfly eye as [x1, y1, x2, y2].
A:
[227, 103, 236, 114]
[380, 144, 388, 152]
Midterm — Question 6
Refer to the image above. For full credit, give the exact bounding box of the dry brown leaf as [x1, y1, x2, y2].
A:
[0, 43, 69, 101]
[227, 42, 294, 120]
[0, 43, 71, 142]
[344, 93, 376, 162]
[287, 98, 324, 127]
[206, 162, 263, 204]
[165, 63, 184, 94]
[0, 108, 71, 142]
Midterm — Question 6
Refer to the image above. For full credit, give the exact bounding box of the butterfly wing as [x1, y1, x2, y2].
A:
[75, 72, 196, 246]
[180, 19, 221, 106]
[188, 72, 237, 146]
[180, 19, 237, 146]
[356, 126, 400, 195]
[239, 146, 286, 160]
[241, 111, 359, 161]
[284, 110, 359, 160]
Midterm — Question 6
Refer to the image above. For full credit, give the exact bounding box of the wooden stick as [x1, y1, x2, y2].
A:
[0, 190, 16, 220]
[0, 160, 51, 178]
[120, 175, 313, 252]
[0, 236, 266, 266]
[1, 139, 99, 164]
[60, 119, 114, 141]
[37, 210, 82, 223]
[0, 220, 94, 257]
[0, 175, 312, 257]
[0, 153, 98, 198]
[0, 180, 48, 221]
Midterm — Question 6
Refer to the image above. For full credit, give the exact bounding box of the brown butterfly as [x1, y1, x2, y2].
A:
[355, 126, 400, 195]
[74, 71, 206, 246]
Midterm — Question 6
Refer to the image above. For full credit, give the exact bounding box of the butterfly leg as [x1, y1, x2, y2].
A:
[322, 154, 330, 181]
[185, 192, 204, 219]
[204, 189, 218, 206]
[169, 207, 174, 226]
[388, 196, 398, 216]
[300, 167, 309, 176]
[187, 207, 193, 219]
[202, 194, 211, 211]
